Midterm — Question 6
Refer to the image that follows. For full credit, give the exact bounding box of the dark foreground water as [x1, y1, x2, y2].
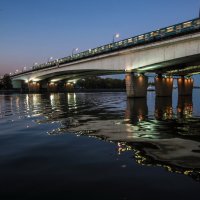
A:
[0, 90, 200, 199]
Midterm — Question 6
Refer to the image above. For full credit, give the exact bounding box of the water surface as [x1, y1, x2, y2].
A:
[0, 90, 200, 199]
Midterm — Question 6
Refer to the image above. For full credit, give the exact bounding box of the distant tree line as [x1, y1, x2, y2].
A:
[76, 76, 125, 89]
[0, 74, 13, 90]
[75, 76, 156, 90]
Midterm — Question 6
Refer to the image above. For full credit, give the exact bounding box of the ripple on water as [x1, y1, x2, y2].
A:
[1, 92, 200, 186]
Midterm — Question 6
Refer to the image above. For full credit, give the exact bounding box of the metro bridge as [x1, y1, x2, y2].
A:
[11, 17, 200, 97]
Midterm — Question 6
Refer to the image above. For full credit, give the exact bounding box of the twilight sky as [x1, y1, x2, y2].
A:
[0, 0, 200, 75]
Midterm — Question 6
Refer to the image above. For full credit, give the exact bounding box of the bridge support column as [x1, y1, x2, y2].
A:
[12, 80, 23, 89]
[155, 75, 173, 97]
[28, 81, 41, 93]
[125, 73, 148, 98]
[12, 80, 29, 92]
[47, 82, 58, 93]
[64, 82, 75, 92]
[177, 76, 193, 96]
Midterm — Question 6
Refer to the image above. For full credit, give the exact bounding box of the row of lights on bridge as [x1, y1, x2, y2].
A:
[10, 33, 120, 76]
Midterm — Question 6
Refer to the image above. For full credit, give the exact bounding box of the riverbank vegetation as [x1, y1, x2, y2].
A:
[0, 74, 13, 90]
[76, 76, 125, 89]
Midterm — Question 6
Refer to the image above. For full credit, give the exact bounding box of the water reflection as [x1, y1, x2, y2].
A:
[125, 98, 148, 124]
[124, 96, 200, 182]
[1, 93, 200, 182]
[155, 97, 173, 120]
[177, 95, 193, 119]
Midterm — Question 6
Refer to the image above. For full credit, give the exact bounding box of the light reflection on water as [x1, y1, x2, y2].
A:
[1, 90, 200, 186]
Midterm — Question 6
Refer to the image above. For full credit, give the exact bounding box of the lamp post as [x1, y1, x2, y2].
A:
[112, 33, 120, 43]
[47, 57, 53, 62]
[72, 48, 79, 56]
[32, 62, 38, 70]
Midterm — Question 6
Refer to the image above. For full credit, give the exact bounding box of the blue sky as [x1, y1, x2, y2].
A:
[0, 0, 200, 78]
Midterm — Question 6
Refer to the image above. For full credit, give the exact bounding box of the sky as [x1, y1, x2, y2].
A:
[0, 0, 200, 78]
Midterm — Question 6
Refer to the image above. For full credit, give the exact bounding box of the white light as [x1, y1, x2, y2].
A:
[72, 48, 79, 56]
[113, 33, 120, 43]
[48, 57, 53, 62]
[115, 33, 120, 38]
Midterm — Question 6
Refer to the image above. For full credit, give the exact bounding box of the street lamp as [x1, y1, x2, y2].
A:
[32, 62, 38, 70]
[47, 57, 53, 62]
[72, 48, 79, 56]
[112, 33, 120, 43]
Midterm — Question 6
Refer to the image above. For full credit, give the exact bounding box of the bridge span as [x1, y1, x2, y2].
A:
[11, 17, 200, 97]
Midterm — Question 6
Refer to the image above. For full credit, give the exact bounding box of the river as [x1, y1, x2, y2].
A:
[0, 90, 200, 199]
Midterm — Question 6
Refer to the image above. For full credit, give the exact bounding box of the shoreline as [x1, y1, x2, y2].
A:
[1, 87, 199, 94]
[0, 88, 126, 94]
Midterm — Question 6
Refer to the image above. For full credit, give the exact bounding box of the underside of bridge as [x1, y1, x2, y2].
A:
[12, 69, 125, 93]
[12, 57, 200, 97]
[12, 69, 196, 98]
[135, 53, 200, 76]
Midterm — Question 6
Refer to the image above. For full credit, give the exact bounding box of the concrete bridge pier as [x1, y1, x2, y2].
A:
[125, 73, 148, 98]
[12, 80, 40, 93]
[65, 82, 75, 92]
[12, 80, 24, 90]
[47, 82, 58, 93]
[28, 81, 41, 93]
[177, 76, 193, 96]
[155, 74, 173, 97]
[47, 81, 74, 93]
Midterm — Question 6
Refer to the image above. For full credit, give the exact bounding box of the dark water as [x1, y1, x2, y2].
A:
[0, 90, 200, 199]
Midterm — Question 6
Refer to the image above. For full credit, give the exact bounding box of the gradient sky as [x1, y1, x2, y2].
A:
[0, 0, 200, 76]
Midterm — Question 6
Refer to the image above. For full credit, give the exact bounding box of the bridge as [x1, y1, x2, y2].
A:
[11, 17, 200, 97]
